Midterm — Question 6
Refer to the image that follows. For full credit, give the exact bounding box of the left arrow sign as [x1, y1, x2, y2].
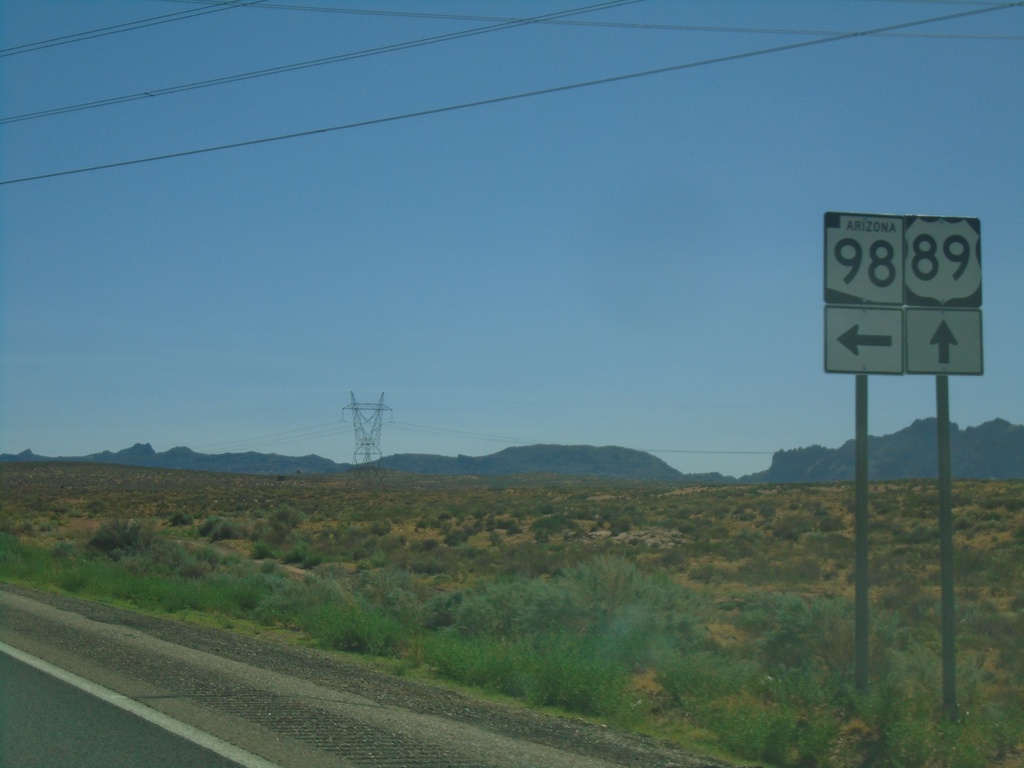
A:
[825, 306, 904, 374]
[838, 325, 893, 355]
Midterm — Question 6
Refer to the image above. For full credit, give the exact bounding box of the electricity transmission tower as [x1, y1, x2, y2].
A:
[342, 392, 391, 483]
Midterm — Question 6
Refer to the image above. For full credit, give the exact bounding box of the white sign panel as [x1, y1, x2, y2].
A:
[825, 306, 904, 374]
[824, 212, 904, 306]
[906, 309, 983, 375]
[904, 216, 981, 307]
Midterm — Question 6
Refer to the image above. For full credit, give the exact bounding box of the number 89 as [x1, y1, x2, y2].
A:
[911, 234, 971, 281]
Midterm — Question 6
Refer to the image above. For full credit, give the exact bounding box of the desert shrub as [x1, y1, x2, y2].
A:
[167, 510, 193, 527]
[738, 594, 853, 680]
[772, 512, 816, 541]
[443, 528, 470, 546]
[142, 538, 217, 579]
[422, 630, 630, 717]
[712, 694, 797, 763]
[248, 504, 305, 546]
[250, 576, 308, 626]
[356, 567, 428, 626]
[530, 513, 580, 543]
[423, 632, 529, 696]
[561, 557, 702, 663]
[450, 576, 576, 639]
[658, 650, 756, 710]
[299, 601, 405, 655]
[199, 515, 243, 541]
[0, 533, 47, 579]
[408, 554, 447, 576]
[208, 572, 269, 613]
[50, 540, 75, 559]
[88, 519, 154, 559]
[524, 632, 631, 716]
[251, 539, 277, 559]
[444, 557, 701, 675]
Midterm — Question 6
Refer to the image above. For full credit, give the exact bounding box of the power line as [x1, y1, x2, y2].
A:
[163, 0, 1021, 39]
[193, 421, 348, 452]
[392, 421, 535, 446]
[3, 1, 1021, 186]
[0, 0, 641, 126]
[644, 448, 776, 456]
[164, 0, 1011, 17]
[4, 3, 1018, 127]
[0, 0, 267, 58]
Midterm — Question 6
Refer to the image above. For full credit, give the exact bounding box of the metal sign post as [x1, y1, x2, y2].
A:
[823, 212, 982, 716]
[854, 374, 869, 691]
[936, 375, 958, 722]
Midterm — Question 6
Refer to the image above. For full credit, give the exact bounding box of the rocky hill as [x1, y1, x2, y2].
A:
[744, 418, 1023, 482]
[381, 444, 724, 482]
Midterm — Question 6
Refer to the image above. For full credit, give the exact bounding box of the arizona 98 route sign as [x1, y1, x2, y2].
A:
[824, 212, 904, 305]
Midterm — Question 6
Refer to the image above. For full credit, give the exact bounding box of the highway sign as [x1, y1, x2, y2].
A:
[825, 306, 904, 374]
[824, 212, 904, 306]
[906, 309, 983, 375]
[904, 216, 981, 307]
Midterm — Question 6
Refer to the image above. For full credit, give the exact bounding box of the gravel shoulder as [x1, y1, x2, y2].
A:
[0, 583, 735, 768]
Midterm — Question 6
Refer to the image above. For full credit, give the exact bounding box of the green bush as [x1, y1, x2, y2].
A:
[300, 601, 406, 656]
[88, 519, 154, 559]
[524, 632, 631, 716]
[422, 630, 630, 717]
[658, 651, 756, 711]
[199, 515, 243, 541]
[422, 632, 528, 696]
[251, 539, 277, 559]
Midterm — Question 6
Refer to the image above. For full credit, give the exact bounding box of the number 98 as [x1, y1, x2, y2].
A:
[834, 238, 896, 288]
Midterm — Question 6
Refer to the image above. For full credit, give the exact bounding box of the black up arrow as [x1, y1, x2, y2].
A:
[839, 324, 893, 355]
[930, 320, 958, 364]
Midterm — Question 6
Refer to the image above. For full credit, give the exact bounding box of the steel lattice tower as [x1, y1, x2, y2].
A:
[343, 392, 391, 482]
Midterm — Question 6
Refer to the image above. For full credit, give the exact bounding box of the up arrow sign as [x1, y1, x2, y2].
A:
[838, 325, 893, 355]
[905, 309, 982, 375]
[930, 320, 957, 364]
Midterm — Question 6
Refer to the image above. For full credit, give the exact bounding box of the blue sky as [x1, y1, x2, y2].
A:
[2, 0, 1022, 477]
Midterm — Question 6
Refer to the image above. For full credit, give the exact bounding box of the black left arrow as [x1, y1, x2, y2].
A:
[930, 320, 958, 364]
[838, 324, 893, 355]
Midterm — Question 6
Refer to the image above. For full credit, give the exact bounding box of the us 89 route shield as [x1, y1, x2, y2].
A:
[903, 216, 981, 307]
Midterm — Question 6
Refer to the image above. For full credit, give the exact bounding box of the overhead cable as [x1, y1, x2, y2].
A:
[1, 0, 641, 125]
[3, 1, 1021, 186]
[161, 0, 1024, 39]
[0, 0, 266, 58]
[193, 421, 348, 452]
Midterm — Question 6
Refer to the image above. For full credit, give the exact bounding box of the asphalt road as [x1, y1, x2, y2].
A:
[0, 650, 253, 768]
[0, 584, 728, 768]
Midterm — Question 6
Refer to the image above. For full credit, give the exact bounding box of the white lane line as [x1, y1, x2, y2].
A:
[0, 640, 282, 768]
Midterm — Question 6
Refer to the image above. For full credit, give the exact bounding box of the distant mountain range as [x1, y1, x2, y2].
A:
[2, 418, 1021, 482]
